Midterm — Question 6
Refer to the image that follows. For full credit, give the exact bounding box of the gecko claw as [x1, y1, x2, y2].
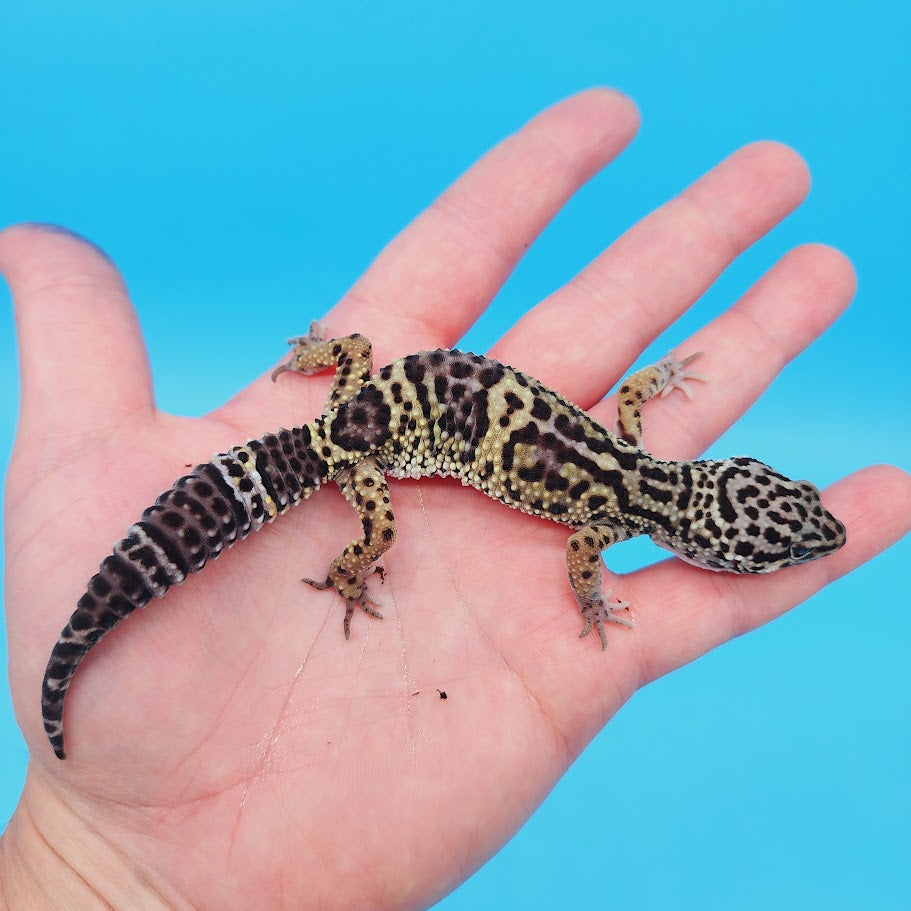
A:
[578, 591, 633, 650]
[658, 351, 709, 401]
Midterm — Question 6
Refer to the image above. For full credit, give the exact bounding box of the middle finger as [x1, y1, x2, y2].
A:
[493, 141, 810, 406]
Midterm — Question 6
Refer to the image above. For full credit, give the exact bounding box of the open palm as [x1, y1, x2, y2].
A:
[3, 90, 909, 910]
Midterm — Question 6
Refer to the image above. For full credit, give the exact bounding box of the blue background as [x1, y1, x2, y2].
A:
[1, 2, 909, 908]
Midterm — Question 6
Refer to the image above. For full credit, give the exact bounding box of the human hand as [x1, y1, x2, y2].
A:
[2, 90, 908, 910]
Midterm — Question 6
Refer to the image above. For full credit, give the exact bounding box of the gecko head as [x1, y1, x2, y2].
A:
[650, 457, 846, 574]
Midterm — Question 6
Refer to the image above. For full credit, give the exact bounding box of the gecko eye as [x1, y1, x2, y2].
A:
[789, 543, 814, 561]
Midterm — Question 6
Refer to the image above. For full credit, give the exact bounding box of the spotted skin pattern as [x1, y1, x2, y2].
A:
[41, 326, 846, 758]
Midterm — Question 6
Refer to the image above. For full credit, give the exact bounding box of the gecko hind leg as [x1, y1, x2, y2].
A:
[303, 457, 397, 640]
[615, 350, 707, 448]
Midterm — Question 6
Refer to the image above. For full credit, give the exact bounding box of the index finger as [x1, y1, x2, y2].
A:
[327, 89, 640, 361]
[224, 88, 640, 428]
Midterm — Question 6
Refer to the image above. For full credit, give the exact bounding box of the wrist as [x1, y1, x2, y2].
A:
[0, 766, 176, 911]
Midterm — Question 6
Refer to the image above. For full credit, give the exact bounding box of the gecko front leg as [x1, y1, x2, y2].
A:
[272, 322, 374, 411]
[565, 525, 634, 650]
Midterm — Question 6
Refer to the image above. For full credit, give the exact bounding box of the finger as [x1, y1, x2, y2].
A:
[0, 224, 154, 437]
[324, 88, 640, 360]
[494, 141, 810, 403]
[629, 465, 911, 686]
[588, 243, 857, 460]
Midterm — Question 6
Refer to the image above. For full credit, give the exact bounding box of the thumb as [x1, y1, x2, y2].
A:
[0, 224, 155, 449]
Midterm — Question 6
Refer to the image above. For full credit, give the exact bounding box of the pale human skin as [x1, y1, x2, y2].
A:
[1, 90, 909, 910]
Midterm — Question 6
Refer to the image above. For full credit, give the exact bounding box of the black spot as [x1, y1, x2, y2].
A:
[42, 699, 64, 720]
[518, 464, 545, 482]
[640, 465, 669, 483]
[554, 413, 585, 442]
[716, 466, 741, 523]
[705, 519, 723, 538]
[449, 360, 473, 379]
[640, 481, 672, 504]
[107, 592, 140, 619]
[404, 357, 426, 384]
[569, 480, 590, 499]
[69, 605, 98, 630]
[479, 364, 504, 388]
[500, 422, 539, 471]
[544, 472, 569, 492]
[89, 572, 113, 597]
[162, 511, 183, 529]
[531, 398, 552, 421]
[330, 385, 393, 451]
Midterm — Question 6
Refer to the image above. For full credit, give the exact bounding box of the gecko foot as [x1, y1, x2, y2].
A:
[340, 594, 384, 640]
[271, 322, 331, 381]
[303, 575, 384, 640]
[657, 351, 708, 401]
[578, 590, 633, 650]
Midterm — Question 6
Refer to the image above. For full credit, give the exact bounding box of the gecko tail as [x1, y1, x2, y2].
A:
[41, 551, 156, 759]
[41, 430, 329, 759]
[39, 460, 239, 759]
